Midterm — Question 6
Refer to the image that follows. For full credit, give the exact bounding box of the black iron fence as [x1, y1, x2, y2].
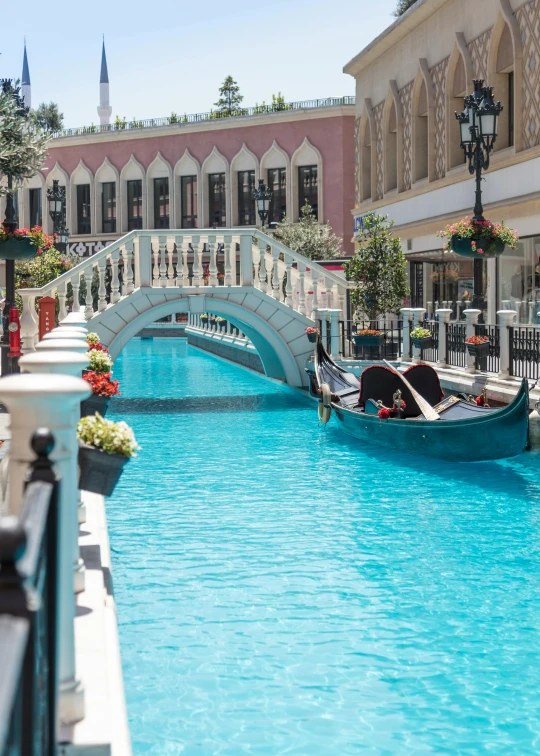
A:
[417, 320, 439, 363]
[0, 431, 59, 756]
[446, 322, 467, 368]
[509, 326, 540, 380]
[321, 320, 402, 360]
[475, 324, 500, 374]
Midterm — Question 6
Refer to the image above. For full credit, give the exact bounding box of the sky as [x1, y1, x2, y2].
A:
[2, 0, 399, 129]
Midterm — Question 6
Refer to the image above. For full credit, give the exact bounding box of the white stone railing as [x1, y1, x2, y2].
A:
[17, 229, 352, 350]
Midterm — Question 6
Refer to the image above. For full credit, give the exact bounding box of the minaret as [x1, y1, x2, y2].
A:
[21, 40, 31, 109]
[97, 37, 112, 126]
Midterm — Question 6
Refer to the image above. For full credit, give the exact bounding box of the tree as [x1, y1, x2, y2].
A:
[272, 202, 342, 260]
[214, 76, 244, 115]
[345, 213, 409, 322]
[271, 93, 292, 111]
[393, 0, 417, 16]
[0, 80, 50, 196]
[30, 101, 64, 132]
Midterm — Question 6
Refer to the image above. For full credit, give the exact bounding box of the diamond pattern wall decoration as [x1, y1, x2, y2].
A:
[373, 102, 385, 200]
[430, 57, 449, 180]
[468, 29, 492, 82]
[354, 117, 361, 206]
[399, 82, 414, 191]
[517, 0, 540, 149]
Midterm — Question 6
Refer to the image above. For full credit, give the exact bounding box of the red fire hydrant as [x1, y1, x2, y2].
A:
[7, 307, 22, 358]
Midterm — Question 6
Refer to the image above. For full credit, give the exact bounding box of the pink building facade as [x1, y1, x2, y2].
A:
[11, 100, 356, 256]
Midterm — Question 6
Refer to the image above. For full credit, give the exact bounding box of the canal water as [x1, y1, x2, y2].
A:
[108, 339, 540, 754]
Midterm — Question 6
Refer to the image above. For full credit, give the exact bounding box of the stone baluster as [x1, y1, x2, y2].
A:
[158, 236, 167, 287]
[435, 308, 453, 369]
[224, 234, 233, 287]
[84, 267, 94, 319]
[502, 300, 511, 310]
[411, 307, 427, 364]
[97, 259, 107, 312]
[463, 308, 482, 373]
[123, 241, 135, 294]
[284, 252, 293, 307]
[252, 239, 261, 290]
[110, 248, 121, 303]
[297, 263, 307, 315]
[239, 234, 253, 286]
[191, 236, 202, 287]
[270, 244, 280, 300]
[400, 307, 413, 362]
[57, 280, 68, 322]
[59, 311, 89, 329]
[0, 373, 90, 726]
[166, 237, 175, 287]
[497, 309, 517, 380]
[174, 237, 184, 287]
[71, 272, 81, 313]
[208, 235, 218, 286]
[152, 237, 160, 285]
[328, 309, 342, 359]
[528, 300, 534, 325]
[427, 301, 432, 318]
[19, 290, 39, 352]
[515, 301, 522, 323]
[263, 248, 272, 296]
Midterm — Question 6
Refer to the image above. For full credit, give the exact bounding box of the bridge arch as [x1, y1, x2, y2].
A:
[97, 292, 307, 386]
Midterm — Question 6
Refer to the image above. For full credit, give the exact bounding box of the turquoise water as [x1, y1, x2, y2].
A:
[108, 339, 540, 754]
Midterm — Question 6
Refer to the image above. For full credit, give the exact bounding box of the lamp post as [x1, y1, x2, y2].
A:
[456, 79, 503, 313]
[253, 179, 272, 228]
[47, 179, 69, 253]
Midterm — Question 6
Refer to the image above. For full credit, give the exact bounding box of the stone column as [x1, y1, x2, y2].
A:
[19, 350, 89, 595]
[497, 309, 517, 380]
[411, 308, 427, 364]
[400, 308, 413, 362]
[435, 308, 453, 369]
[463, 309, 482, 374]
[0, 373, 90, 725]
[327, 309, 342, 359]
[60, 312, 89, 329]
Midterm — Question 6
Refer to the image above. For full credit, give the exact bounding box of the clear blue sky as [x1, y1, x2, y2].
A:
[2, 0, 398, 128]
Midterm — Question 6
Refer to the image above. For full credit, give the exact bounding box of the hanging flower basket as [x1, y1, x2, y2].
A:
[306, 327, 319, 343]
[465, 335, 490, 358]
[80, 394, 110, 418]
[449, 235, 505, 259]
[78, 442, 129, 497]
[438, 217, 518, 260]
[0, 225, 55, 261]
[353, 329, 383, 347]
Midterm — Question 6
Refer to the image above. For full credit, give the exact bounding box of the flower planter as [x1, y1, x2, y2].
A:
[450, 235, 505, 260]
[353, 334, 383, 347]
[411, 336, 433, 350]
[0, 237, 37, 261]
[80, 394, 111, 418]
[78, 442, 129, 497]
[307, 331, 318, 344]
[466, 341, 490, 359]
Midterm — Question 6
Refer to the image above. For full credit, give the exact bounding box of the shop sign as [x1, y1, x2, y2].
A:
[353, 214, 369, 235]
[66, 239, 117, 257]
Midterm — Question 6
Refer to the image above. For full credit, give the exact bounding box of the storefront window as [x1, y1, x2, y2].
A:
[498, 236, 540, 322]
[431, 260, 475, 313]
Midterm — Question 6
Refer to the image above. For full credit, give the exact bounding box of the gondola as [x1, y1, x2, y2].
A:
[307, 336, 530, 462]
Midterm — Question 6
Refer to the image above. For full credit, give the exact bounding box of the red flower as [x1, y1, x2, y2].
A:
[88, 342, 109, 353]
[378, 407, 391, 420]
[83, 370, 120, 397]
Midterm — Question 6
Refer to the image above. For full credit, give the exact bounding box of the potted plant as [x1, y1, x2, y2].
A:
[0, 224, 55, 261]
[85, 348, 113, 375]
[200, 313, 208, 327]
[437, 217, 519, 259]
[216, 316, 227, 330]
[81, 370, 120, 417]
[305, 326, 319, 344]
[217, 272, 225, 285]
[465, 334, 490, 359]
[410, 326, 433, 349]
[78, 414, 139, 497]
[353, 328, 383, 347]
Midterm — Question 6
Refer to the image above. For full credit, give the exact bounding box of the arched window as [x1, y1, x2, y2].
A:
[230, 145, 258, 227]
[414, 78, 429, 182]
[385, 100, 398, 193]
[202, 148, 229, 227]
[361, 118, 372, 202]
[174, 150, 201, 230]
[70, 161, 94, 236]
[447, 48, 469, 170]
[494, 22, 515, 150]
[95, 158, 119, 235]
[147, 153, 173, 229]
[260, 141, 290, 224]
[120, 155, 146, 232]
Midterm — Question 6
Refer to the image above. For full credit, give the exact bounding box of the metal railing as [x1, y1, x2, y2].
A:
[475, 324, 500, 374]
[0, 430, 59, 756]
[509, 326, 540, 380]
[417, 320, 439, 364]
[445, 322, 467, 368]
[52, 96, 356, 139]
[318, 319, 402, 360]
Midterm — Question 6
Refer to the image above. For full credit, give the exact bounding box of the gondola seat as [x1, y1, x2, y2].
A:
[358, 363, 444, 418]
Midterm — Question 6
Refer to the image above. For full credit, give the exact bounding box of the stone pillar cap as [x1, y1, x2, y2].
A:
[60, 312, 88, 327]
[36, 339, 88, 354]
[0, 372, 90, 400]
[463, 308, 482, 314]
[20, 351, 88, 375]
[43, 329, 87, 340]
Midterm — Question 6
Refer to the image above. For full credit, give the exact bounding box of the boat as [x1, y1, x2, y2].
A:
[307, 337, 530, 462]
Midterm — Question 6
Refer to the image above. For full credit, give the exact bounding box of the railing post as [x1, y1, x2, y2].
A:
[411, 308, 427, 364]
[497, 309, 517, 380]
[19, 290, 39, 353]
[436, 308, 453, 368]
[239, 233, 253, 286]
[110, 248, 121, 303]
[327, 309, 342, 359]
[0, 373, 90, 726]
[136, 234, 153, 287]
[400, 308, 413, 361]
[463, 309, 482, 374]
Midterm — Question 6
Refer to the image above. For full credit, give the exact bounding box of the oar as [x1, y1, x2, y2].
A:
[383, 360, 440, 421]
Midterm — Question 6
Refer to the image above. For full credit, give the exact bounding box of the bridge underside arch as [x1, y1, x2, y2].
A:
[91, 290, 312, 387]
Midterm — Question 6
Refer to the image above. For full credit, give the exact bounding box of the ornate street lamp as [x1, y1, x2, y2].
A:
[456, 79, 503, 221]
[455, 79, 503, 315]
[47, 179, 69, 252]
[253, 179, 273, 227]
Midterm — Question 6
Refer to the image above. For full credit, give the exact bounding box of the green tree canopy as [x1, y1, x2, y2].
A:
[0, 80, 50, 195]
[214, 76, 244, 115]
[394, 0, 417, 16]
[30, 101, 64, 132]
[345, 213, 409, 321]
[272, 202, 342, 260]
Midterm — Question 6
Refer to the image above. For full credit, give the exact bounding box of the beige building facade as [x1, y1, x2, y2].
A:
[345, 0, 540, 323]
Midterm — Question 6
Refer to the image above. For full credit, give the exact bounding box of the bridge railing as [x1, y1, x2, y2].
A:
[17, 229, 353, 350]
